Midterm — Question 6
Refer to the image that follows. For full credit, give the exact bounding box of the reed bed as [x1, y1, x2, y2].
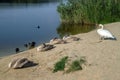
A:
[57, 0, 120, 24]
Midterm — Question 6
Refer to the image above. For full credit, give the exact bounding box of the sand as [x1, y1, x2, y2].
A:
[0, 22, 120, 80]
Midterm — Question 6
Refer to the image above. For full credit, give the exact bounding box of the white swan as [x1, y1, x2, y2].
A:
[97, 24, 116, 40]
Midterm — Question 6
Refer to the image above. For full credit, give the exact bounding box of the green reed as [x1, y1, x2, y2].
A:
[57, 0, 120, 24]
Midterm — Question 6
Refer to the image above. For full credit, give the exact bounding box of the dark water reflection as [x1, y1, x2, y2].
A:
[57, 24, 96, 38]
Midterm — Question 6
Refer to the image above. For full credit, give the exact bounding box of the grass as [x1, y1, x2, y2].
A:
[66, 58, 86, 73]
[57, 0, 120, 24]
[53, 56, 68, 73]
[53, 56, 86, 73]
[66, 60, 82, 73]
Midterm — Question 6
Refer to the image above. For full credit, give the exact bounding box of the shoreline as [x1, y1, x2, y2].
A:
[0, 22, 120, 80]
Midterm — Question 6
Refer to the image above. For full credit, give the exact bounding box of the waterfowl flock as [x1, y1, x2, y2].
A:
[10, 35, 80, 69]
[37, 35, 80, 52]
[10, 24, 117, 69]
[24, 41, 36, 49]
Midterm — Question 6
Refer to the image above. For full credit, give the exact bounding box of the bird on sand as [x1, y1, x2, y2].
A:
[37, 43, 54, 52]
[97, 24, 116, 40]
[50, 37, 66, 44]
[63, 35, 80, 41]
[8, 57, 29, 69]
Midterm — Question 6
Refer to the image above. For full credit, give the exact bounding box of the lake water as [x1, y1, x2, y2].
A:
[0, 1, 95, 57]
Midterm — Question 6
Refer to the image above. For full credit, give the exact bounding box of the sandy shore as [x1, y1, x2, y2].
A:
[0, 22, 120, 80]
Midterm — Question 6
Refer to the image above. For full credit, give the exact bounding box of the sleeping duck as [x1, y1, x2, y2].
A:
[8, 57, 29, 69]
[63, 35, 80, 41]
[37, 43, 54, 52]
[50, 37, 67, 44]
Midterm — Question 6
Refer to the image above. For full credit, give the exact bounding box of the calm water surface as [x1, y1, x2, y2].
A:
[0, 2, 95, 57]
[0, 2, 60, 57]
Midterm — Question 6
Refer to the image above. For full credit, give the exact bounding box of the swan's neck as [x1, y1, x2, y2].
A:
[100, 25, 104, 29]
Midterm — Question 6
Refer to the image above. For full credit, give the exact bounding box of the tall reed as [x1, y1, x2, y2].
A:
[57, 0, 120, 24]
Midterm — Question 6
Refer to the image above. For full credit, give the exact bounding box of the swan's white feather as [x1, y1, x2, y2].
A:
[97, 29, 114, 38]
[97, 24, 116, 39]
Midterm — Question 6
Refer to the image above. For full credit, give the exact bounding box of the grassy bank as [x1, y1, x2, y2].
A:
[57, 0, 120, 24]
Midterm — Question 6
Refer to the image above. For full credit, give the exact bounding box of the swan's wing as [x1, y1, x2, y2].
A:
[97, 29, 114, 38]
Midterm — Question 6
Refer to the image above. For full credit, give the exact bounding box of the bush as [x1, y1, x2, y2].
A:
[57, 0, 120, 24]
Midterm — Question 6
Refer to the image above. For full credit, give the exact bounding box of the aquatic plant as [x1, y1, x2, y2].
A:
[57, 0, 120, 24]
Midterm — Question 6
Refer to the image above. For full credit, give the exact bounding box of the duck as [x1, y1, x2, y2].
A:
[62, 34, 71, 40]
[97, 24, 116, 40]
[29, 41, 36, 49]
[15, 48, 20, 53]
[37, 43, 54, 52]
[63, 35, 80, 41]
[24, 41, 36, 49]
[24, 44, 28, 48]
[50, 37, 66, 44]
[8, 57, 29, 69]
[37, 25, 40, 29]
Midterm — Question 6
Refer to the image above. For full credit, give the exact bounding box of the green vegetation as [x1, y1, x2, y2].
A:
[57, 0, 120, 24]
[53, 56, 68, 73]
[66, 58, 86, 73]
[53, 56, 86, 73]
[67, 60, 82, 72]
